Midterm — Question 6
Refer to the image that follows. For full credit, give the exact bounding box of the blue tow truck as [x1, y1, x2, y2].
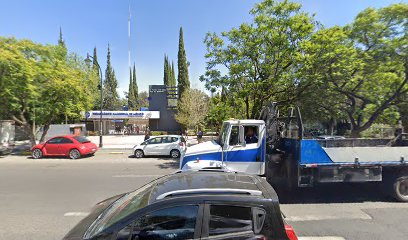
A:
[180, 102, 408, 202]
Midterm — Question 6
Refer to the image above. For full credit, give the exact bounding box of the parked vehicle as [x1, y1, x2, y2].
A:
[63, 170, 297, 240]
[31, 135, 97, 159]
[315, 135, 346, 140]
[133, 135, 186, 158]
[180, 102, 408, 202]
[0, 120, 15, 155]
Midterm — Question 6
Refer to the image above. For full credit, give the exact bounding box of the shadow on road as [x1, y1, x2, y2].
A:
[156, 158, 180, 169]
[276, 182, 395, 204]
[126, 155, 180, 169]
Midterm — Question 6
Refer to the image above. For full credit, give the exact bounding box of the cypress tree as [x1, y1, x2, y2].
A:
[58, 27, 66, 49]
[127, 67, 135, 110]
[92, 47, 100, 81]
[57, 27, 67, 58]
[163, 55, 169, 86]
[132, 63, 138, 109]
[177, 27, 190, 99]
[104, 44, 120, 110]
[170, 61, 176, 87]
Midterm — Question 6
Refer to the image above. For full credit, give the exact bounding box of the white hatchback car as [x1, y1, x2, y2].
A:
[133, 135, 187, 158]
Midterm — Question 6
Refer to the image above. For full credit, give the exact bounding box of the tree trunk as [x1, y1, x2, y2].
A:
[39, 123, 51, 143]
[350, 128, 362, 138]
[24, 123, 36, 147]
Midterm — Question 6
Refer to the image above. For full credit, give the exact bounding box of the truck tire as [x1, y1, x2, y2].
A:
[392, 175, 408, 202]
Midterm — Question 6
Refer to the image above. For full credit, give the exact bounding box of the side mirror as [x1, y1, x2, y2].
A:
[239, 125, 246, 147]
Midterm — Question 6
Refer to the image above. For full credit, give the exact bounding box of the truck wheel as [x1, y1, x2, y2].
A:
[392, 176, 408, 202]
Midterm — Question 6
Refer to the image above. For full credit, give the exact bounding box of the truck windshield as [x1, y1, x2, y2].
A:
[217, 123, 230, 146]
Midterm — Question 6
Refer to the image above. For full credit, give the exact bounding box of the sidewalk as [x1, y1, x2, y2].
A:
[88, 135, 206, 149]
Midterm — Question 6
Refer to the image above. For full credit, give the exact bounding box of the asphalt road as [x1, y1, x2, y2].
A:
[0, 150, 407, 240]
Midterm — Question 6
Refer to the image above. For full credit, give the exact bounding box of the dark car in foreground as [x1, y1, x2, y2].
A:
[64, 170, 297, 240]
[31, 135, 97, 159]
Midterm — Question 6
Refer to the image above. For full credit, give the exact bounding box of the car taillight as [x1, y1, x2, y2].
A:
[179, 142, 184, 146]
[285, 224, 298, 240]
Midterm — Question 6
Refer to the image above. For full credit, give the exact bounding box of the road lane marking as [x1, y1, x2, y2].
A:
[64, 212, 89, 217]
[109, 152, 124, 154]
[298, 237, 346, 240]
[112, 174, 163, 178]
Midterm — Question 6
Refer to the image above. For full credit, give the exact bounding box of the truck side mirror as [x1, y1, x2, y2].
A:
[239, 125, 246, 147]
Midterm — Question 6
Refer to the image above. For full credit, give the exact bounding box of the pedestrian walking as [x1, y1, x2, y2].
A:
[197, 129, 203, 143]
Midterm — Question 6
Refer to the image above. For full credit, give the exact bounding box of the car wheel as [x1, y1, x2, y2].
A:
[393, 176, 408, 202]
[134, 150, 144, 158]
[170, 149, 180, 159]
[32, 149, 43, 159]
[69, 149, 81, 159]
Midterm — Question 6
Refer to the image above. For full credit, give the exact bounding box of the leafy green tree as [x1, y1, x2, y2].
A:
[200, 0, 316, 118]
[103, 45, 120, 110]
[175, 89, 208, 130]
[177, 27, 190, 99]
[300, 4, 407, 137]
[205, 93, 234, 131]
[0, 37, 96, 145]
[138, 91, 149, 108]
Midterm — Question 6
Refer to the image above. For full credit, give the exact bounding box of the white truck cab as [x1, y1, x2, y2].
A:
[180, 120, 266, 175]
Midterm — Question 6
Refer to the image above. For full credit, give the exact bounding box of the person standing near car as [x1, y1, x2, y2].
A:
[144, 128, 151, 141]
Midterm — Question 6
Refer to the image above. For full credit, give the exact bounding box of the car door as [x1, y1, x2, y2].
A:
[156, 136, 173, 155]
[44, 137, 63, 155]
[201, 204, 262, 240]
[58, 137, 75, 156]
[224, 125, 263, 175]
[143, 137, 162, 155]
[114, 204, 203, 240]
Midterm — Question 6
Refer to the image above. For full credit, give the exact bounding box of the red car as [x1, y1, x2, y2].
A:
[31, 135, 98, 159]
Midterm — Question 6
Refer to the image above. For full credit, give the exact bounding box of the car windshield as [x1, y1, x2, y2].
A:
[217, 122, 230, 146]
[73, 136, 90, 143]
[86, 180, 157, 238]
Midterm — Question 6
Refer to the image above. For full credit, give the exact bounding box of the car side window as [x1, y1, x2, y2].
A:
[116, 205, 198, 240]
[209, 205, 253, 236]
[59, 137, 73, 144]
[148, 137, 162, 144]
[47, 137, 63, 144]
[162, 137, 175, 143]
[229, 126, 239, 146]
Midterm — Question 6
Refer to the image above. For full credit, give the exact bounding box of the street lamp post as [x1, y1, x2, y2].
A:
[85, 54, 104, 148]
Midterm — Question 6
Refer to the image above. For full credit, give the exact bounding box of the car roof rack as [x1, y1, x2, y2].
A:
[156, 188, 262, 200]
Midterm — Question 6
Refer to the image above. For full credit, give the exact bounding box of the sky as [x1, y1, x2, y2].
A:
[0, 0, 405, 97]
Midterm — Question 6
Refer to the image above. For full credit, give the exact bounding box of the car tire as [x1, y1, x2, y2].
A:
[32, 149, 43, 159]
[69, 149, 81, 160]
[170, 149, 180, 159]
[134, 150, 144, 158]
[392, 175, 408, 202]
